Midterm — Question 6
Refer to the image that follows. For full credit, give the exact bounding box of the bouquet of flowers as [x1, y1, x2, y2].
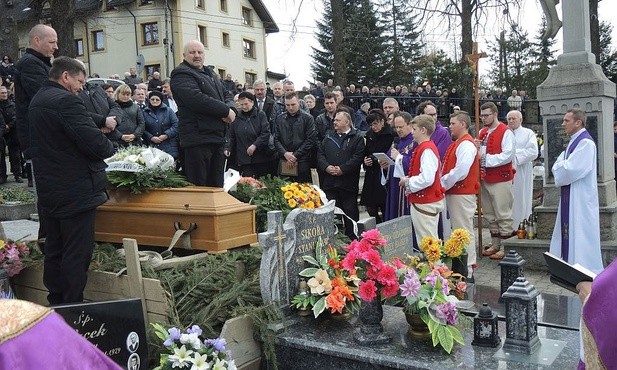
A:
[281, 182, 323, 210]
[237, 177, 263, 189]
[340, 229, 400, 302]
[151, 323, 237, 370]
[291, 239, 360, 318]
[0, 240, 29, 277]
[105, 146, 189, 194]
[420, 228, 470, 264]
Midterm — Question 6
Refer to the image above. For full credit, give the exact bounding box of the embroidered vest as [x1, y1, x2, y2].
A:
[442, 134, 480, 195]
[478, 122, 514, 183]
[407, 141, 445, 204]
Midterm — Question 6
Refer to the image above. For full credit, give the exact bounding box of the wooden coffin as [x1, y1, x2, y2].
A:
[95, 187, 257, 252]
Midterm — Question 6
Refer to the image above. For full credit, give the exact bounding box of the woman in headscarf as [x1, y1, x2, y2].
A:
[142, 90, 179, 159]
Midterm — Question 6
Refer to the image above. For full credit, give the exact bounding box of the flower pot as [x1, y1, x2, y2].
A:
[353, 299, 391, 345]
[405, 312, 431, 340]
[451, 253, 468, 278]
[0, 269, 14, 299]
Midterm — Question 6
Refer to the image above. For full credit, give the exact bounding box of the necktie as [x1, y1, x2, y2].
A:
[258, 100, 264, 110]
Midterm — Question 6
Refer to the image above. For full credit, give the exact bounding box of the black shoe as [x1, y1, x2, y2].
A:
[27, 178, 33, 187]
[14, 176, 23, 183]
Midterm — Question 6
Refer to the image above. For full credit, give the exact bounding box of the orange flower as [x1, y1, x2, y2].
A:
[326, 287, 346, 314]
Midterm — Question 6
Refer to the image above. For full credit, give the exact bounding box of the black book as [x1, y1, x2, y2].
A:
[543, 252, 596, 293]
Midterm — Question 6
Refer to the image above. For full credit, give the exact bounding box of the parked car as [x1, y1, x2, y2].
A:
[86, 78, 125, 89]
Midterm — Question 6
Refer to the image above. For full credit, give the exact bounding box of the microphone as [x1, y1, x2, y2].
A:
[392, 137, 400, 149]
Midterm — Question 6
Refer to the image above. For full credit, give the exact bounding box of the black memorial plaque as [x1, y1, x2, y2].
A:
[545, 115, 598, 181]
[54, 298, 148, 370]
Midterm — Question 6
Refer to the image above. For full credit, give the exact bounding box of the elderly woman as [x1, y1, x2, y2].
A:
[225, 91, 273, 178]
[142, 90, 179, 158]
[303, 94, 320, 119]
[112, 84, 145, 148]
[360, 109, 393, 223]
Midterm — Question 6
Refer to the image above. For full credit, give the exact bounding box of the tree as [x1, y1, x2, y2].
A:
[599, 21, 617, 84]
[528, 20, 557, 97]
[310, 0, 386, 86]
[376, 0, 425, 86]
[488, 25, 534, 93]
[418, 50, 462, 91]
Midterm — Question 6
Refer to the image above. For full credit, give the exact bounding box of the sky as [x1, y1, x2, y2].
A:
[260, 0, 617, 88]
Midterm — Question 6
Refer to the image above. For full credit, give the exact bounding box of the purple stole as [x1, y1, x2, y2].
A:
[560, 130, 593, 261]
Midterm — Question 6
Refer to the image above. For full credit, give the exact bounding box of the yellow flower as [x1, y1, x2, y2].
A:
[451, 228, 471, 246]
[444, 238, 463, 258]
[420, 236, 441, 253]
[305, 201, 315, 209]
[0, 240, 4, 250]
[284, 191, 293, 199]
[424, 244, 442, 263]
[288, 199, 297, 208]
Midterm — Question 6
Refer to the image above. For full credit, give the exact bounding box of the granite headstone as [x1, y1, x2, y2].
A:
[53, 298, 148, 369]
[376, 215, 416, 262]
[259, 200, 336, 307]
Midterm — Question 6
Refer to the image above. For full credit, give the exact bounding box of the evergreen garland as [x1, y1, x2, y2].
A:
[106, 167, 191, 194]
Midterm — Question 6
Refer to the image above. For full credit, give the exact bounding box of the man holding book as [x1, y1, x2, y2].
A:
[549, 109, 603, 274]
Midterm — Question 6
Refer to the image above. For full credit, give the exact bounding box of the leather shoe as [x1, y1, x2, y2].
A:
[490, 250, 505, 260]
[482, 244, 500, 256]
[14, 176, 23, 183]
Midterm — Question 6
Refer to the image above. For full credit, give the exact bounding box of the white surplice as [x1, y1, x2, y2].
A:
[549, 129, 604, 274]
[511, 126, 538, 229]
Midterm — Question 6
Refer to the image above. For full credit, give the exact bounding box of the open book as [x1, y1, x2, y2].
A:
[543, 252, 596, 293]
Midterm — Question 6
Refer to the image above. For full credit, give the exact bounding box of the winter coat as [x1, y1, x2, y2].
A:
[115, 101, 145, 147]
[28, 80, 114, 218]
[360, 125, 394, 206]
[227, 107, 272, 166]
[317, 128, 365, 193]
[170, 61, 235, 148]
[273, 111, 316, 163]
[142, 104, 180, 158]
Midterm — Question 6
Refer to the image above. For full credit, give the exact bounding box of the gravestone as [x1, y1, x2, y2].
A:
[54, 298, 148, 369]
[259, 200, 336, 307]
[376, 215, 415, 262]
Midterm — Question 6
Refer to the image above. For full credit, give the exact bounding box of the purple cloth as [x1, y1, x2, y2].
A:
[0, 311, 122, 369]
[582, 259, 617, 368]
[560, 130, 592, 261]
[431, 121, 453, 161]
[384, 133, 415, 221]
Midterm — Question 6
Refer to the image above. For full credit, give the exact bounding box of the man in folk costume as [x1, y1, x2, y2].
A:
[476, 102, 515, 260]
[399, 114, 445, 244]
[441, 111, 480, 276]
[507, 110, 538, 230]
[549, 109, 603, 274]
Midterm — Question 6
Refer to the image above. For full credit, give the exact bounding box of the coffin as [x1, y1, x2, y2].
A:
[95, 187, 257, 252]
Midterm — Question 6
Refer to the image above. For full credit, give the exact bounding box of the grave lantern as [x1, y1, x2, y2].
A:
[498, 250, 525, 302]
[501, 277, 540, 354]
[472, 303, 501, 348]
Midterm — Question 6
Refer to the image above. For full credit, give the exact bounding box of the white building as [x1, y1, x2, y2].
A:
[16, 0, 279, 85]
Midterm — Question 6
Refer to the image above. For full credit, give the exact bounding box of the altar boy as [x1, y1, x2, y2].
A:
[399, 114, 445, 244]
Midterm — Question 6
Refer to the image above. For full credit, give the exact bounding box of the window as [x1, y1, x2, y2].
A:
[222, 32, 230, 47]
[218, 69, 226, 80]
[245, 72, 256, 86]
[198, 25, 207, 47]
[241, 7, 253, 26]
[92, 30, 105, 51]
[196, 0, 204, 9]
[243, 39, 255, 59]
[220, 0, 227, 12]
[75, 39, 84, 57]
[142, 22, 159, 45]
[145, 64, 161, 78]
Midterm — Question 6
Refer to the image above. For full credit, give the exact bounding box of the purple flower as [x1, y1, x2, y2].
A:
[204, 337, 227, 352]
[186, 324, 202, 336]
[423, 271, 438, 287]
[163, 327, 182, 346]
[435, 302, 458, 325]
[400, 270, 421, 298]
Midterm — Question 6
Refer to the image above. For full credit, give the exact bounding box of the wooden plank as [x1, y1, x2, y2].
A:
[154, 252, 210, 271]
[144, 299, 169, 316]
[147, 312, 168, 325]
[123, 238, 148, 324]
[220, 315, 261, 368]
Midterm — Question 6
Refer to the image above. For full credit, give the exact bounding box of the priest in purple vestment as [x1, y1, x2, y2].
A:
[416, 101, 453, 160]
[382, 112, 416, 221]
[0, 299, 122, 369]
[576, 260, 617, 369]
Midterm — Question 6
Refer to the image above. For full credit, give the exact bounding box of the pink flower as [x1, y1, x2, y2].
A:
[456, 281, 467, 292]
[361, 229, 386, 246]
[344, 239, 361, 253]
[358, 279, 377, 301]
[391, 258, 405, 269]
[341, 253, 357, 272]
[356, 239, 373, 253]
[376, 265, 397, 286]
[366, 266, 379, 280]
[381, 282, 400, 299]
[362, 249, 383, 269]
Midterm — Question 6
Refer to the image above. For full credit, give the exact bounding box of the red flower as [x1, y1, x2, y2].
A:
[362, 249, 384, 269]
[376, 265, 397, 286]
[358, 279, 377, 301]
[381, 282, 400, 299]
[361, 229, 386, 246]
[341, 253, 357, 272]
[328, 258, 336, 268]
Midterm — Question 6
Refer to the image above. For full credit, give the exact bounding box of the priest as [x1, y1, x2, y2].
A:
[507, 110, 538, 230]
[549, 108, 603, 273]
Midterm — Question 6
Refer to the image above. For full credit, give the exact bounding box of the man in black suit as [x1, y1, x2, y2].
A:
[253, 79, 274, 120]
